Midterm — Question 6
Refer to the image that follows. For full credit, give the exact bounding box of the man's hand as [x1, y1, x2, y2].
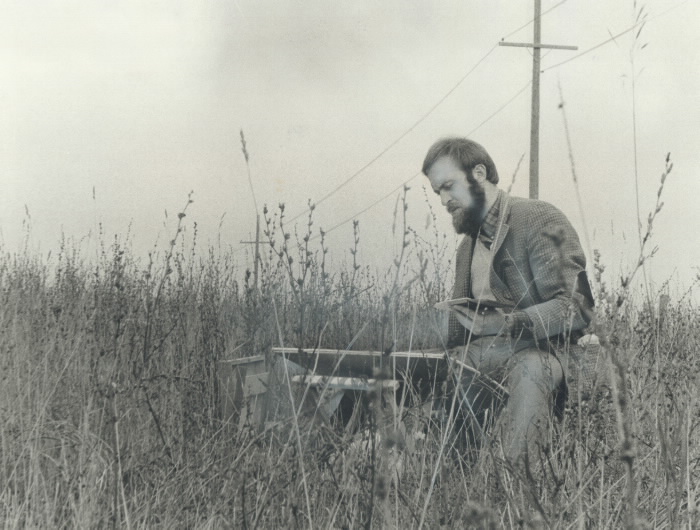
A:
[452, 305, 507, 336]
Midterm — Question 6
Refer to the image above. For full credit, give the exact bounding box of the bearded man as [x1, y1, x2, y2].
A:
[423, 137, 593, 463]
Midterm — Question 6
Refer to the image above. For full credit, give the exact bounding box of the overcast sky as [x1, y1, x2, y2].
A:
[2, 0, 699, 298]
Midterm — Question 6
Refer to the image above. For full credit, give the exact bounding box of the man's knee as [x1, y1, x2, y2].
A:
[507, 350, 563, 392]
[458, 335, 521, 373]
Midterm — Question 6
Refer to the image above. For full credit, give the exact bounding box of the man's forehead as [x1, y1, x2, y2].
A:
[430, 155, 459, 172]
[427, 156, 462, 182]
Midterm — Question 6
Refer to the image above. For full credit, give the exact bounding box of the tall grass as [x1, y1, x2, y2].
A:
[1, 184, 698, 528]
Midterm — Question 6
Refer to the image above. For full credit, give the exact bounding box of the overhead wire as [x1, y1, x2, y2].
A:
[310, 173, 421, 240]
[466, 80, 531, 137]
[296, 0, 692, 242]
[542, 0, 689, 72]
[285, 43, 499, 224]
[285, 2, 571, 232]
[314, 79, 532, 239]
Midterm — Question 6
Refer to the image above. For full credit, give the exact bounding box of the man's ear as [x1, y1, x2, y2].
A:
[472, 164, 488, 183]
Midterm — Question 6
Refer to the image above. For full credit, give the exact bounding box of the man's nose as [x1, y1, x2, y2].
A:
[440, 190, 450, 206]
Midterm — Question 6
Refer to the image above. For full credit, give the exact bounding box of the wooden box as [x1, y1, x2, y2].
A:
[218, 355, 268, 430]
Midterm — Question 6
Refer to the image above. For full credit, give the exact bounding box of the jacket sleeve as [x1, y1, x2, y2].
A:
[520, 203, 593, 340]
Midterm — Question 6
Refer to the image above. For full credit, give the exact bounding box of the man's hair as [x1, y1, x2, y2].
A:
[421, 137, 500, 184]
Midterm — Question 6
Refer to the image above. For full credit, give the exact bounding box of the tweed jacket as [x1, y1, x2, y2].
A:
[448, 192, 593, 347]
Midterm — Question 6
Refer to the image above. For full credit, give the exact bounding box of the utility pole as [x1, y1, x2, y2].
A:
[240, 215, 261, 290]
[499, 0, 577, 199]
[239, 130, 261, 290]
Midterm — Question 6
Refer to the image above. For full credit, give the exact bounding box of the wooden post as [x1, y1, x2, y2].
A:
[254, 213, 260, 289]
[499, 1, 577, 199]
[240, 213, 262, 290]
[239, 129, 261, 290]
[530, 0, 541, 200]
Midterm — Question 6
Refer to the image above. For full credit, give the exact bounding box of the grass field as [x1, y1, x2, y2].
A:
[1, 189, 698, 529]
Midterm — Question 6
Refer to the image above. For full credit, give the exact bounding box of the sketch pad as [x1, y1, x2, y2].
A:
[434, 297, 511, 312]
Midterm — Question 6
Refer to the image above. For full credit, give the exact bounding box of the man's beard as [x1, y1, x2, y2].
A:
[452, 181, 486, 236]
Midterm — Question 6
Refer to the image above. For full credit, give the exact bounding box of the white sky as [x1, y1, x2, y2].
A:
[2, 0, 699, 298]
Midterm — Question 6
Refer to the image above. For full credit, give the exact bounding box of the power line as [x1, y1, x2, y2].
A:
[287, 44, 499, 225]
[286, 6, 574, 227]
[315, 79, 532, 239]
[311, 173, 421, 240]
[466, 80, 532, 136]
[542, 0, 689, 72]
[322, 0, 691, 238]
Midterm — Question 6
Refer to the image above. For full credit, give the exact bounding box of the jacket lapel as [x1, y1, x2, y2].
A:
[453, 235, 474, 298]
[490, 192, 511, 257]
[489, 193, 513, 305]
